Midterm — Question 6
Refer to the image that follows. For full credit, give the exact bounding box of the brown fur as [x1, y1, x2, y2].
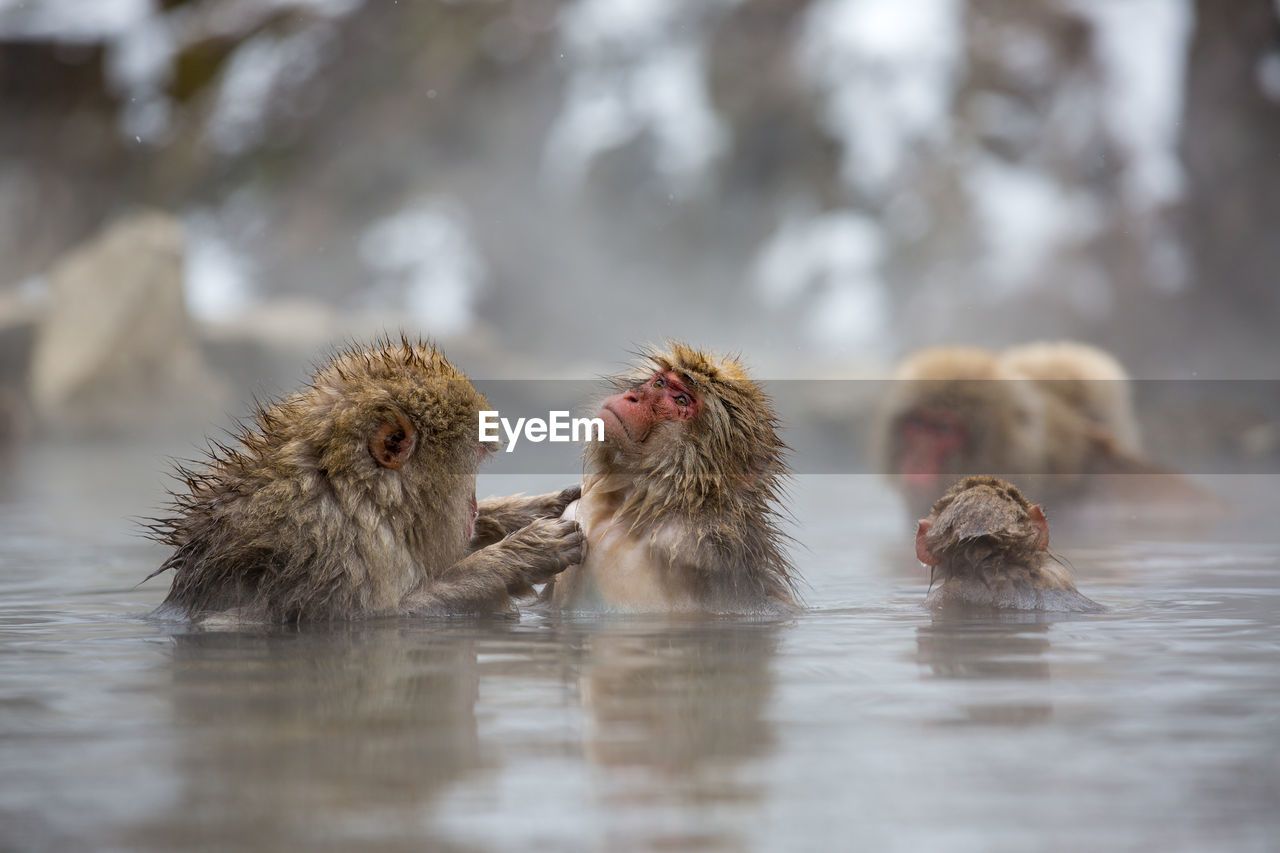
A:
[875, 342, 1155, 519]
[146, 337, 583, 623]
[469, 487, 581, 598]
[470, 487, 581, 549]
[548, 342, 797, 614]
[919, 476, 1103, 613]
[1001, 341, 1142, 454]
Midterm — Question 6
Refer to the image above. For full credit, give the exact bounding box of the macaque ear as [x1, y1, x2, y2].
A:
[370, 410, 417, 469]
[1029, 504, 1049, 551]
[915, 519, 939, 566]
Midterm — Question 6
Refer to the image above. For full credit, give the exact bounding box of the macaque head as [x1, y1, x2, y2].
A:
[878, 347, 1044, 514]
[599, 368, 701, 445]
[590, 342, 785, 510]
[895, 405, 968, 487]
[915, 475, 1049, 569]
[303, 337, 496, 546]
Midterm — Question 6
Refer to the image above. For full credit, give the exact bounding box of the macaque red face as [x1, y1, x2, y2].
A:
[600, 370, 702, 446]
[895, 408, 968, 490]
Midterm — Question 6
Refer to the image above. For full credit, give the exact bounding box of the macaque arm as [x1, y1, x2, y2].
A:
[406, 517, 585, 614]
[470, 487, 581, 549]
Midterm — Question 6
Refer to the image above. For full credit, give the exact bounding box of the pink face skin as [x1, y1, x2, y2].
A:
[896, 410, 968, 507]
[599, 370, 701, 445]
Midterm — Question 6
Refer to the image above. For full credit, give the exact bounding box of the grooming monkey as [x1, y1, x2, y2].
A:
[147, 338, 581, 623]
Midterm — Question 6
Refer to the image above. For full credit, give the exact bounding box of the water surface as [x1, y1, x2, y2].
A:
[1, 444, 1277, 852]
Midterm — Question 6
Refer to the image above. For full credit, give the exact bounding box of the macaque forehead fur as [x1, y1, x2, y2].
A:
[589, 342, 788, 519]
[924, 476, 1054, 582]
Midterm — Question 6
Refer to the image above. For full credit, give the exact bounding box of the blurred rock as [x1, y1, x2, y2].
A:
[28, 209, 231, 436]
[0, 287, 42, 443]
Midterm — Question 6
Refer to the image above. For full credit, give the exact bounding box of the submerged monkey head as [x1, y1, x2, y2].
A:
[915, 475, 1049, 581]
[913, 475, 1103, 613]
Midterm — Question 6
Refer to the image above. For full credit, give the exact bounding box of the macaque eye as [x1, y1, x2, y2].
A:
[653, 377, 665, 389]
[674, 394, 689, 407]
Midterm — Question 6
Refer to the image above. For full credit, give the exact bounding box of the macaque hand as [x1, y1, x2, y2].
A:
[534, 485, 582, 520]
[471, 485, 584, 551]
[500, 517, 586, 591]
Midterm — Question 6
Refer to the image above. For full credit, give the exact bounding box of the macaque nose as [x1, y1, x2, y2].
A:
[623, 388, 642, 403]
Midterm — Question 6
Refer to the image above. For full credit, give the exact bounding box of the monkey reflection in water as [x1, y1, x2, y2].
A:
[916, 476, 1104, 613]
[916, 621, 1055, 726]
[566, 621, 781, 849]
[122, 628, 482, 849]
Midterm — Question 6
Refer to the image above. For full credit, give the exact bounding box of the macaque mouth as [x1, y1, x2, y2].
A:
[898, 450, 945, 487]
[600, 403, 635, 442]
[467, 490, 478, 540]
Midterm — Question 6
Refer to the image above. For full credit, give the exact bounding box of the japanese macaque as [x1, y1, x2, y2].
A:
[876, 341, 1162, 519]
[916, 476, 1103, 613]
[547, 343, 797, 614]
[1000, 341, 1142, 454]
[146, 338, 582, 623]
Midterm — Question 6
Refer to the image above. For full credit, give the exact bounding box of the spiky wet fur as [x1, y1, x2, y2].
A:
[579, 342, 797, 612]
[146, 337, 582, 623]
[922, 476, 1103, 613]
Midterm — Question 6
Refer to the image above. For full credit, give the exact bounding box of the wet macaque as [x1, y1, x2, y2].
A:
[916, 476, 1103, 613]
[1000, 341, 1141, 454]
[146, 338, 582, 623]
[876, 342, 1152, 519]
[547, 343, 797, 614]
